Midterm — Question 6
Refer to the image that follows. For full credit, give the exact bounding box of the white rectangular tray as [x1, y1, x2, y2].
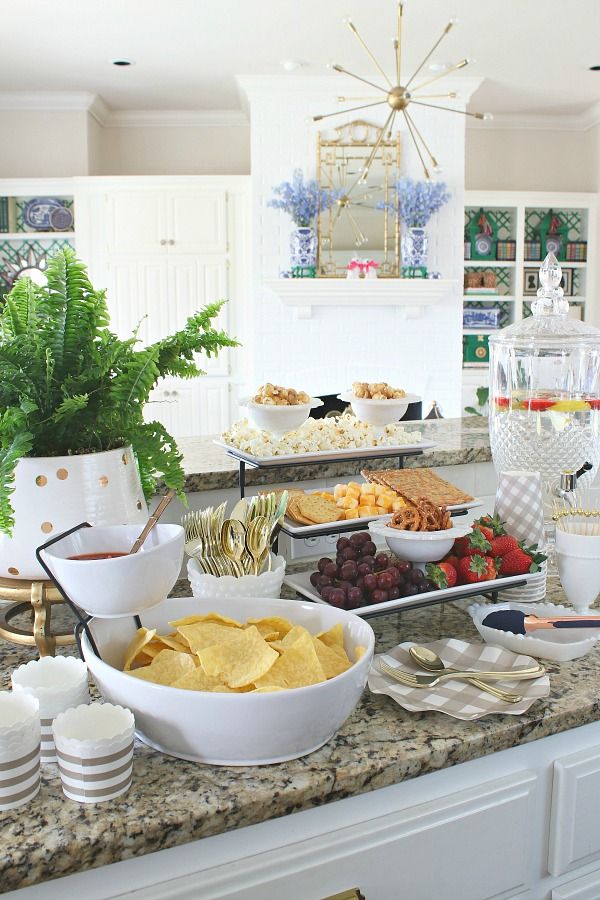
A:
[284, 569, 532, 618]
[282, 495, 483, 537]
[214, 438, 435, 468]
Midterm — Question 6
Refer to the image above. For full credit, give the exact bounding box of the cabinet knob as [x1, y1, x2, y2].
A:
[169, 239, 175, 246]
[160, 239, 167, 246]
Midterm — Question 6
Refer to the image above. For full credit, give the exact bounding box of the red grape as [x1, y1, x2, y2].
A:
[315, 575, 332, 591]
[363, 573, 378, 592]
[340, 562, 358, 582]
[341, 547, 358, 562]
[336, 555, 345, 567]
[362, 541, 377, 557]
[320, 586, 335, 602]
[323, 562, 337, 579]
[388, 585, 401, 600]
[360, 555, 376, 569]
[347, 586, 364, 607]
[350, 532, 365, 547]
[377, 572, 393, 591]
[357, 562, 372, 577]
[404, 583, 418, 596]
[370, 589, 388, 604]
[356, 576, 365, 589]
[396, 560, 412, 574]
[375, 552, 389, 569]
[310, 572, 320, 587]
[336, 537, 350, 552]
[328, 588, 346, 608]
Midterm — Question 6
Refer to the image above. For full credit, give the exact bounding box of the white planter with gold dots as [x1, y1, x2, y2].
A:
[0, 447, 147, 580]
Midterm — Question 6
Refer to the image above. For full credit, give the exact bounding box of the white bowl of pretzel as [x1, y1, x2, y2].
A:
[368, 501, 470, 563]
[339, 383, 420, 427]
[241, 383, 323, 435]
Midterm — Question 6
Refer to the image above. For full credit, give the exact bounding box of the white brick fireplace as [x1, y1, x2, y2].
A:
[239, 75, 482, 417]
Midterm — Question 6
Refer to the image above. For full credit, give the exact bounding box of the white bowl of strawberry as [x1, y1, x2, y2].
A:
[427, 515, 547, 589]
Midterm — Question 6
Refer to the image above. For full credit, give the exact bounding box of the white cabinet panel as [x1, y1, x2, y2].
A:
[553, 868, 600, 899]
[169, 257, 230, 376]
[106, 192, 168, 254]
[169, 190, 227, 254]
[106, 257, 169, 343]
[549, 745, 600, 876]
[146, 380, 229, 437]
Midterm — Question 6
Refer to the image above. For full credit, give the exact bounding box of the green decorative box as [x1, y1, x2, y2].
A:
[463, 333, 490, 365]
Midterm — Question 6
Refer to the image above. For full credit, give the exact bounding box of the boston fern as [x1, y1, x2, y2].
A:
[0, 248, 238, 535]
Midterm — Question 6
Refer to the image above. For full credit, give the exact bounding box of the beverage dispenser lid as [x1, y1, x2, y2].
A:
[489, 253, 600, 346]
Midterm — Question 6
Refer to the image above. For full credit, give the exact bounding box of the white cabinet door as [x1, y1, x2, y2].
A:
[168, 189, 227, 254]
[549, 745, 600, 876]
[146, 379, 229, 437]
[105, 191, 168, 255]
[105, 257, 169, 343]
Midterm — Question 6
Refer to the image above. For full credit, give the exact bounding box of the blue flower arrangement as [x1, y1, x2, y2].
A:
[379, 177, 451, 228]
[267, 169, 341, 227]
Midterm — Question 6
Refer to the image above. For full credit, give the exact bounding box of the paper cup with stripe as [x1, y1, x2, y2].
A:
[53, 703, 134, 803]
[12, 657, 88, 763]
[0, 691, 41, 811]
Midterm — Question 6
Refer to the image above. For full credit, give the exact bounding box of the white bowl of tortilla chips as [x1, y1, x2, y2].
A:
[81, 595, 374, 765]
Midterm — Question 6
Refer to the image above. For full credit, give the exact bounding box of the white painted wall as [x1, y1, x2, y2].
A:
[0, 109, 89, 176]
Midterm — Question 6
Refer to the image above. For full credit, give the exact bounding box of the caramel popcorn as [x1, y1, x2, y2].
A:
[253, 383, 311, 406]
[352, 381, 406, 400]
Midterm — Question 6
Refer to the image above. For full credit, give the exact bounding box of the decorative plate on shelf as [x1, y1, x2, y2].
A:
[22, 198, 72, 232]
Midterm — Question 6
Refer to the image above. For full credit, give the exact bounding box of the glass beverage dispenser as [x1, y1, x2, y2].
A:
[489, 254, 600, 504]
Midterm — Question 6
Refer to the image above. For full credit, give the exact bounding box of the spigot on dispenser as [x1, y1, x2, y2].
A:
[555, 463, 593, 506]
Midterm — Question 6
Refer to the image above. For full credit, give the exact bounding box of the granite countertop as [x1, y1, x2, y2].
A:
[2, 575, 600, 893]
[176, 416, 491, 492]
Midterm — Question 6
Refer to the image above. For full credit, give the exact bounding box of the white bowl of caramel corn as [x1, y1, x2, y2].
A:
[339, 382, 420, 427]
[241, 383, 323, 434]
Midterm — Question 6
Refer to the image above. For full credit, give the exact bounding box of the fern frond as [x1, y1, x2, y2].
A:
[0, 431, 33, 536]
[50, 394, 89, 423]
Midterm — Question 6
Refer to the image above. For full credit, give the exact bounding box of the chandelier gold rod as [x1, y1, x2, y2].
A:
[411, 99, 485, 119]
[405, 20, 456, 89]
[313, 100, 386, 122]
[402, 110, 430, 180]
[411, 59, 469, 93]
[415, 92, 457, 99]
[386, 110, 397, 140]
[345, 19, 394, 88]
[394, 1, 404, 84]
[357, 109, 395, 184]
[346, 208, 367, 245]
[404, 109, 438, 167]
[336, 96, 381, 102]
[331, 64, 388, 94]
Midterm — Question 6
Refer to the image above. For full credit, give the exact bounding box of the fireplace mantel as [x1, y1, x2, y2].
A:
[264, 277, 458, 319]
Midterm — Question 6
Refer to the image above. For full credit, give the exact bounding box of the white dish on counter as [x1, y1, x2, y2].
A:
[285, 568, 535, 618]
[368, 518, 470, 563]
[281, 495, 483, 537]
[214, 438, 436, 466]
[240, 397, 324, 434]
[469, 601, 600, 662]
[82, 595, 375, 766]
[338, 391, 421, 427]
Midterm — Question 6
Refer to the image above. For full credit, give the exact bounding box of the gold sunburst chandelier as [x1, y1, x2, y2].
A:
[314, 4, 492, 180]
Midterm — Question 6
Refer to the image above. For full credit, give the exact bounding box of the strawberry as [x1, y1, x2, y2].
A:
[426, 562, 457, 589]
[443, 554, 460, 570]
[457, 554, 497, 584]
[473, 513, 506, 537]
[495, 396, 510, 409]
[457, 529, 491, 558]
[473, 522, 494, 541]
[525, 398, 555, 412]
[500, 546, 547, 576]
[490, 534, 519, 557]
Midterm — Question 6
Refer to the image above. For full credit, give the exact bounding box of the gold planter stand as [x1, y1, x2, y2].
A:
[0, 578, 75, 657]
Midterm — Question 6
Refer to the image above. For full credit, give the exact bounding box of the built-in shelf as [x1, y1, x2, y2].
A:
[0, 231, 75, 240]
[264, 277, 458, 319]
[463, 293, 516, 301]
[463, 259, 516, 267]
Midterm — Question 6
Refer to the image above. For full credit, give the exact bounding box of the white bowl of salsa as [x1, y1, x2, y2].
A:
[39, 523, 184, 618]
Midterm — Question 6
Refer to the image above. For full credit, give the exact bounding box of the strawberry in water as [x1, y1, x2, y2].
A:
[426, 562, 457, 590]
[490, 534, 519, 558]
[457, 554, 497, 584]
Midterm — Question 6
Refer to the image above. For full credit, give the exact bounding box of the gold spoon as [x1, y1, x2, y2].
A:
[221, 519, 246, 576]
[408, 645, 523, 703]
[245, 516, 269, 575]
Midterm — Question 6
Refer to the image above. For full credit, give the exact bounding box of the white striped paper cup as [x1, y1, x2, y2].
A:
[12, 657, 88, 763]
[53, 703, 134, 803]
[0, 692, 41, 811]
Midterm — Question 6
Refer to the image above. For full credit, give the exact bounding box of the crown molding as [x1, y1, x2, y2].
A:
[467, 102, 600, 133]
[99, 108, 248, 127]
[0, 91, 97, 111]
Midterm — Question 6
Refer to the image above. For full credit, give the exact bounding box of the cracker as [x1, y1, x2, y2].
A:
[297, 494, 343, 525]
[361, 468, 473, 507]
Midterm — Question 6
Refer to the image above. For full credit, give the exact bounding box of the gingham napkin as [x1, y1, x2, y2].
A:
[495, 470, 545, 547]
[368, 639, 549, 720]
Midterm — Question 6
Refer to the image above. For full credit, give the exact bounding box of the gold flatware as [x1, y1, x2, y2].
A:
[378, 658, 545, 688]
[221, 519, 247, 576]
[408, 645, 522, 704]
[245, 515, 270, 575]
[129, 490, 176, 554]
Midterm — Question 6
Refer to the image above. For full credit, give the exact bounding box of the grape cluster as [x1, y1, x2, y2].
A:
[309, 532, 436, 610]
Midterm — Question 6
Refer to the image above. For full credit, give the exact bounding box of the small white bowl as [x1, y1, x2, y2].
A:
[39, 524, 184, 618]
[369, 518, 469, 563]
[240, 398, 324, 434]
[81, 595, 375, 766]
[187, 554, 286, 600]
[338, 391, 420, 427]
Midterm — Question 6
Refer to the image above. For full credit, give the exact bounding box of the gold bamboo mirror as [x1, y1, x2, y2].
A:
[316, 120, 400, 277]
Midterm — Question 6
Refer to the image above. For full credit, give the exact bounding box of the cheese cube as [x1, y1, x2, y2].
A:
[333, 483, 347, 499]
[358, 505, 380, 517]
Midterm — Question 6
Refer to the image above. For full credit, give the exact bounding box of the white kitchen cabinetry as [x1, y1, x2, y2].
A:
[75, 176, 249, 437]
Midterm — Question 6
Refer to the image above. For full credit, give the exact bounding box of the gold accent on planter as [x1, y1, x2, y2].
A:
[99, 476, 109, 487]
[56, 468, 69, 480]
[35, 476, 47, 487]
[40, 522, 53, 534]
[7, 567, 19, 576]
[137, 500, 143, 510]
[122, 453, 128, 465]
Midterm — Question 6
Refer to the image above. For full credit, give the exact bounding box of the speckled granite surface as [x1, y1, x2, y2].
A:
[175, 416, 491, 492]
[2, 575, 599, 893]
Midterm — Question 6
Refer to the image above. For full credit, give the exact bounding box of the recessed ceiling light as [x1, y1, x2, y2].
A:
[589, 65, 600, 71]
[281, 59, 304, 72]
[112, 59, 134, 67]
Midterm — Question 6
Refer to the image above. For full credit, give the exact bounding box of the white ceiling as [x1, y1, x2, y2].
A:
[1, 0, 599, 117]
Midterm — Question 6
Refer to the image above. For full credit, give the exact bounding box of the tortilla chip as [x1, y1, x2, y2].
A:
[129, 650, 195, 685]
[254, 631, 326, 690]
[123, 627, 157, 671]
[354, 645, 368, 661]
[246, 623, 280, 641]
[198, 626, 278, 689]
[157, 634, 192, 653]
[176, 621, 248, 654]
[172, 667, 235, 692]
[246, 616, 293, 638]
[312, 637, 352, 679]
[316, 623, 345, 650]
[281, 625, 312, 648]
[169, 612, 242, 629]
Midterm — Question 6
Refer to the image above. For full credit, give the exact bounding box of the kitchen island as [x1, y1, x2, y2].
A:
[3, 578, 600, 899]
